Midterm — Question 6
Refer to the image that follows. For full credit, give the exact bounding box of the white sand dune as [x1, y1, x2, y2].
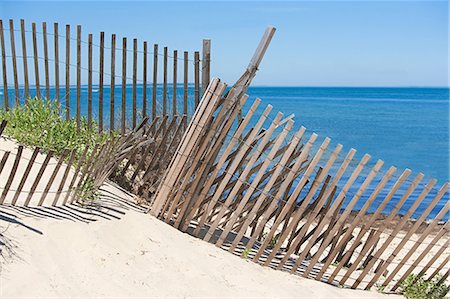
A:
[0, 183, 401, 298]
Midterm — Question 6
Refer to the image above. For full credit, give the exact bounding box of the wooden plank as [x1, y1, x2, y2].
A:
[349, 177, 437, 288]
[65, 24, 70, 120]
[194, 51, 200, 108]
[335, 172, 424, 285]
[110, 34, 116, 131]
[373, 184, 449, 290]
[426, 254, 450, 282]
[52, 148, 77, 206]
[0, 120, 6, 136]
[0, 145, 24, 204]
[173, 50, 177, 115]
[24, 151, 54, 206]
[390, 222, 450, 291]
[20, 19, 30, 100]
[88, 33, 93, 130]
[0, 20, 8, 110]
[9, 20, 19, 105]
[31, 23, 40, 98]
[142, 41, 148, 119]
[54, 23, 59, 104]
[316, 165, 398, 281]
[98, 32, 105, 132]
[70, 144, 100, 203]
[38, 149, 69, 206]
[301, 160, 385, 278]
[152, 43, 158, 121]
[183, 51, 188, 124]
[11, 147, 40, 205]
[42, 22, 50, 99]
[201, 39, 210, 95]
[121, 37, 127, 134]
[76, 25, 81, 130]
[132, 38, 137, 128]
[163, 46, 168, 116]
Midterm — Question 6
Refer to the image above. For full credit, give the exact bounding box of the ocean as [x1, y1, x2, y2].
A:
[1, 86, 449, 219]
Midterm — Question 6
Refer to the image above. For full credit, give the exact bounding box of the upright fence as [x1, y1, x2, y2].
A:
[0, 19, 211, 133]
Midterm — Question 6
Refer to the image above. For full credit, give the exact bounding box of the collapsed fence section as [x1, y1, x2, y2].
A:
[0, 19, 211, 133]
[148, 78, 449, 293]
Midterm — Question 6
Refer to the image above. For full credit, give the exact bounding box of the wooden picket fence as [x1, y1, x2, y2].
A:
[0, 19, 210, 133]
[149, 77, 449, 292]
[147, 28, 449, 293]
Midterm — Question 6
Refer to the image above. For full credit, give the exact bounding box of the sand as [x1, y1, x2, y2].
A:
[0, 182, 402, 299]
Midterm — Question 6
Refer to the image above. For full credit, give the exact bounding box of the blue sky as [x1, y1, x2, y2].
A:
[0, 0, 448, 86]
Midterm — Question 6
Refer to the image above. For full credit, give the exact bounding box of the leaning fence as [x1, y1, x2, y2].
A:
[0, 19, 211, 133]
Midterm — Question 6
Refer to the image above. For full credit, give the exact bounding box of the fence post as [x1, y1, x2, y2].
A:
[201, 39, 210, 95]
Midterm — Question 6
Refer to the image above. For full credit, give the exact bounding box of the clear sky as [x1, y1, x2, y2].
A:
[0, 0, 448, 86]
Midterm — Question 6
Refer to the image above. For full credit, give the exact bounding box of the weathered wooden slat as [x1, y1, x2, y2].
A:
[38, 149, 69, 206]
[88, 33, 93, 130]
[0, 120, 6, 136]
[183, 51, 188, 125]
[20, 19, 30, 100]
[163, 46, 168, 116]
[152, 44, 158, 121]
[24, 151, 53, 206]
[31, 23, 40, 99]
[172, 50, 177, 116]
[426, 254, 450, 282]
[194, 51, 200, 107]
[132, 38, 137, 129]
[42, 22, 50, 99]
[201, 39, 210, 95]
[98, 32, 105, 132]
[76, 25, 81, 130]
[142, 41, 148, 119]
[0, 20, 8, 110]
[11, 147, 40, 205]
[0, 145, 24, 204]
[54, 23, 59, 103]
[110, 34, 116, 131]
[121, 37, 127, 134]
[65, 24, 70, 119]
[9, 20, 19, 105]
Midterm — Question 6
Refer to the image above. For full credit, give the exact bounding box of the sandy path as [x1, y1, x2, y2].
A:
[0, 183, 401, 299]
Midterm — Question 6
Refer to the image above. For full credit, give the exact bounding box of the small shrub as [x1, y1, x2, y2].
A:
[400, 273, 449, 299]
[0, 97, 115, 162]
[242, 248, 252, 259]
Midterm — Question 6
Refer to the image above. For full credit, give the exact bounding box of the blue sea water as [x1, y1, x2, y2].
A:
[1, 86, 449, 219]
